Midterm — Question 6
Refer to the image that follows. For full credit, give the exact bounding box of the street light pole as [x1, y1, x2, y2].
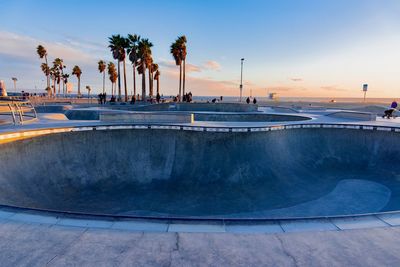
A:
[240, 58, 244, 102]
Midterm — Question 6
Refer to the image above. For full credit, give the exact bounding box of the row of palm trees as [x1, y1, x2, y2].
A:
[36, 34, 188, 102]
[104, 34, 160, 102]
[36, 45, 82, 96]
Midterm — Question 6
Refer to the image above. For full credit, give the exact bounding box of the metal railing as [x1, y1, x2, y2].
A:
[0, 96, 38, 125]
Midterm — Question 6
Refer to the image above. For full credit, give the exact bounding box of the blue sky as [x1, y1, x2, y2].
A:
[1, 0, 400, 97]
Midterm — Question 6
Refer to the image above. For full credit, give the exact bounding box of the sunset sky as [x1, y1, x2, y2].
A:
[1, 0, 400, 98]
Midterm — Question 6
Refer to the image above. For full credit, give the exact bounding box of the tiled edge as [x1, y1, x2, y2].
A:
[280, 219, 338, 233]
[1, 123, 399, 143]
[330, 215, 389, 230]
[1, 207, 400, 233]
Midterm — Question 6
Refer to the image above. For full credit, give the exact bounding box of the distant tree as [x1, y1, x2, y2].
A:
[72, 65, 82, 96]
[170, 41, 182, 101]
[107, 62, 117, 96]
[98, 60, 106, 94]
[36, 45, 50, 91]
[86, 85, 91, 99]
[127, 34, 140, 97]
[154, 69, 160, 95]
[108, 35, 128, 101]
[170, 36, 187, 101]
[137, 38, 153, 101]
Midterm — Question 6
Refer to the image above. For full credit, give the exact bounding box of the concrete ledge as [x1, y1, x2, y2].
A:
[136, 102, 259, 112]
[100, 112, 194, 124]
[326, 111, 376, 121]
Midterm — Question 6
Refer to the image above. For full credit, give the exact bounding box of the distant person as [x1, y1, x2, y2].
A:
[220, 96, 223, 102]
[253, 98, 257, 104]
[156, 92, 161, 103]
[383, 100, 398, 119]
[130, 95, 136, 104]
[246, 97, 250, 104]
[212, 98, 217, 103]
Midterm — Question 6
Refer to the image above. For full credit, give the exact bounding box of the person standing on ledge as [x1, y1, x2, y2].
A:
[246, 97, 250, 104]
[253, 98, 257, 104]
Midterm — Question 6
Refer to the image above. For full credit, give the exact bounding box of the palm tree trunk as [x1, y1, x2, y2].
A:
[142, 64, 146, 102]
[133, 62, 136, 97]
[45, 55, 50, 89]
[117, 61, 121, 101]
[78, 77, 81, 96]
[58, 82, 60, 96]
[157, 78, 160, 95]
[179, 64, 182, 102]
[148, 68, 152, 97]
[183, 60, 186, 97]
[123, 59, 128, 102]
[53, 79, 56, 96]
[102, 71, 105, 94]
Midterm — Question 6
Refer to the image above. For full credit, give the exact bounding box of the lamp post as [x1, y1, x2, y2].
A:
[240, 58, 244, 102]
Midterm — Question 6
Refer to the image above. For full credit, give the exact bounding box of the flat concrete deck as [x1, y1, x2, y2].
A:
[1, 219, 400, 266]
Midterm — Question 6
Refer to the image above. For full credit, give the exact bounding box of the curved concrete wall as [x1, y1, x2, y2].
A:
[0, 128, 399, 218]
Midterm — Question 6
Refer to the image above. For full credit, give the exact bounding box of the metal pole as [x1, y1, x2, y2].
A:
[240, 58, 244, 102]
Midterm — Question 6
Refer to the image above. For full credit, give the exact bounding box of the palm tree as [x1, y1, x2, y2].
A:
[170, 36, 187, 101]
[86, 85, 91, 100]
[49, 66, 59, 97]
[108, 35, 128, 101]
[62, 73, 69, 96]
[72, 65, 82, 97]
[108, 62, 117, 96]
[137, 38, 153, 101]
[170, 41, 182, 101]
[36, 45, 50, 90]
[98, 60, 106, 94]
[53, 58, 64, 97]
[151, 63, 159, 96]
[148, 57, 154, 97]
[127, 34, 140, 97]
[40, 63, 50, 93]
[178, 36, 187, 97]
[154, 69, 160, 95]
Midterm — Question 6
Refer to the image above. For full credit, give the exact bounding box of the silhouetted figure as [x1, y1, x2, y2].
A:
[253, 98, 257, 104]
[156, 92, 161, 103]
[220, 96, 223, 101]
[246, 97, 250, 104]
[212, 98, 217, 103]
[130, 95, 136, 104]
[383, 100, 398, 119]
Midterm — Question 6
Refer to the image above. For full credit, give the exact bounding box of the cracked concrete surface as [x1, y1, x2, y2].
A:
[1, 220, 400, 266]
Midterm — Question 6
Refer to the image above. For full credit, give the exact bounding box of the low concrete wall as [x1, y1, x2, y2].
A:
[135, 103, 259, 112]
[194, 113, 311, 122]
[34, 105, 74, 113]
[326, 111, 376, 121]
[100, 112, 194, 123]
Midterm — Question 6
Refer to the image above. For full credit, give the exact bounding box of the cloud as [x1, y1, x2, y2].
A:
[203, 60, 221, 71]
[158, 59, 201, 73]
[0, 31, 99, 66]
[290, 78, 303, 82]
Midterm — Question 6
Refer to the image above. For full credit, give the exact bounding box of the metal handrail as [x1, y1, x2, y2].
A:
[0, 98, 38, 125]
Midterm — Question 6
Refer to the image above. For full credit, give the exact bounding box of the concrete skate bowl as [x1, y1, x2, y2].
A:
[65, 109, 311, 122]
[0, 127, 399, 220]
